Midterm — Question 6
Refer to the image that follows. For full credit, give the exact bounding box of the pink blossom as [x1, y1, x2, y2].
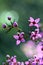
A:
[31, 32, 42, 40]
[6, 55, 17, 65]
[30, 29, 42, 40]
[36, 42, 43, 58]
[28, 17, 40, 28]
[13, 32, 25, 45]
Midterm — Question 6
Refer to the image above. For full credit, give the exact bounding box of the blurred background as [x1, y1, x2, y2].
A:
[0, 0, 43, 64]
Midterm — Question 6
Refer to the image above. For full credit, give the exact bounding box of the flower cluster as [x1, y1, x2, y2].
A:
[2, 16, 18, 31]
[28, 17, 40, 28]
[2, 17, 43, 65]
[28, 17, 42, 41]
[2, 16, 43, 45]
[2, 54, 43, 65]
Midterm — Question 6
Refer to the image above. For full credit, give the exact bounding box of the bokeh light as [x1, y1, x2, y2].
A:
[0, 11, 19, 25]
[36, 42, 43, 58]
[21, 40, 36, 58]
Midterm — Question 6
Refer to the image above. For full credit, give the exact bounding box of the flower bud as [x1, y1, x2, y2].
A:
[2, 24, 6, 28]
[7, 16, 11, 20]
[13, 22, 18, 27]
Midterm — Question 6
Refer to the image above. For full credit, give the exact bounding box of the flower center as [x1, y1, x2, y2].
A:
[19, 37, 22, 40]
[35, 31, 37, 34]
[41, 44, 43, 46]
[41, 47, 43, 51]
[33, 21, 36, 24]
[33, 34, 36, 37]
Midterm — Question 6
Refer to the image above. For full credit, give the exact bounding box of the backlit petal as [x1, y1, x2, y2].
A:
[13, 35, 19, 40]
[16, 40, 21, 45]
[35, 18, 40, 23]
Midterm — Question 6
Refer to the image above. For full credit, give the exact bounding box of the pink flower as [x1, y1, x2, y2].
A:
[6, 55, 17, 65]
[30, 29, 42, 40]
[28, 17, 40, 28]
[13, 32, 25, 45]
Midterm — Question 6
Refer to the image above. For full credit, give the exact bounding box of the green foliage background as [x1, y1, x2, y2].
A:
[0, 0, 43, 64]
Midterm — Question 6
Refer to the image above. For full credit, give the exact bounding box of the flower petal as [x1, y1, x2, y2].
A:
[40, 32, 43, 38]
[35, 18, 40, 23]
[21, 32, 24, 35]
[34, 24, 39, 28]
[37, 34, 42, 38]
[13, 35, 19, 39]
[16, 40, 21, 45]
[13, 58, 16, 63]
[29, 23, 33, 26]
[21, 38, 25, 42]
[32, 37, 35, 40]
[19, 32, 24, 38]
[29, 17, 34, 22]
[35, 29, 39, 34]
